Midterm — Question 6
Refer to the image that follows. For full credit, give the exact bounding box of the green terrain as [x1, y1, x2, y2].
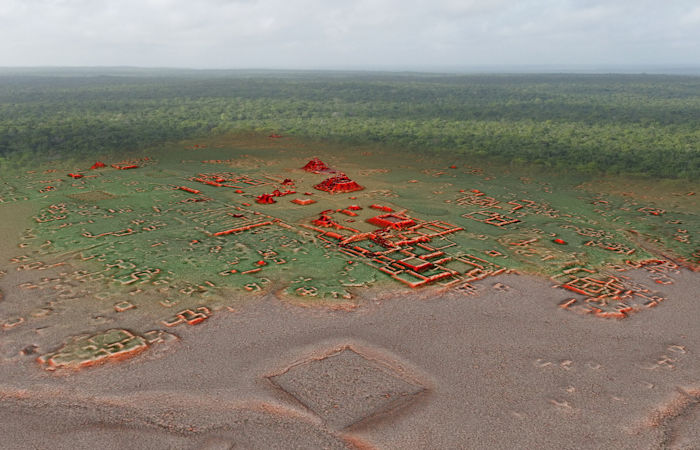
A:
[1, 69, 698, 178]
[0, 70, 698, 367]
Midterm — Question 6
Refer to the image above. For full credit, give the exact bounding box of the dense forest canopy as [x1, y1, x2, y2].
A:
[0, 69, 698, 178]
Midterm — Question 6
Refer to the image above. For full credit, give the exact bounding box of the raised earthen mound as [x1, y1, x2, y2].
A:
[314, 173, 364, 194]
[256, 194, 277, 204]
[311, 213, 335, 227]
[302, 158, 334, 174]
[367, 213, 416, 230]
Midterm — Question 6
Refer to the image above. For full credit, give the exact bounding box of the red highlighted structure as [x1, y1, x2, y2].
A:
[178, 186, 201, 194]
[367, 213, 416, 230]
[292, 198, 316, 206]
[112, 164, 139, 170]
[302, 158, 335, 174]
[256, 194, 277, 204]
[314, 173, 364, 194]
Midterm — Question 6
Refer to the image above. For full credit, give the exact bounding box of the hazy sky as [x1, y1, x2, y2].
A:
[1, 0, 699, 69]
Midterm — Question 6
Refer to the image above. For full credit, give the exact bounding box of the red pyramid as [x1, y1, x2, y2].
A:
[302, 158, 334, 174]
[314, 173, 363, 194]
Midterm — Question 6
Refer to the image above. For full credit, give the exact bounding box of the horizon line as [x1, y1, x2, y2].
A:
[1, 64, 700, 76]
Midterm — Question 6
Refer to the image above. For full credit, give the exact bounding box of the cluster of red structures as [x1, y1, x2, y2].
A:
[272, 189, 295, 197]
[302, 202, 498, 289]
[256, 186, 296, 204]
[64, 160, 131, 182]
[311, 213, 335, 227]
[299, 158, 364, 194]
[194, 176, 227, 187]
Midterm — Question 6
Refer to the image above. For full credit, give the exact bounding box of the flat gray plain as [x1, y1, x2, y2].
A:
[1, 270, 699, 449]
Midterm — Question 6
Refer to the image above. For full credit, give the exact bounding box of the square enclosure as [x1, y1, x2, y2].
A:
[269, 348, 425, 429]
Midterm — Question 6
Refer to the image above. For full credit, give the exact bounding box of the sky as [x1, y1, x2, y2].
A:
[1, 0, 699, 70]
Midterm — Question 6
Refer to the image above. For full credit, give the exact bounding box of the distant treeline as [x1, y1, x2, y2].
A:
[0, 70, 698, 178]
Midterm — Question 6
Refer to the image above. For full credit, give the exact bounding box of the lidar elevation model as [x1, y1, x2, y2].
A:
[0, 134, 697, 370]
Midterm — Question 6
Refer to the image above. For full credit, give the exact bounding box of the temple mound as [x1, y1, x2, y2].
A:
[314, 173, 364, 194]
[302, 157, 335, 174]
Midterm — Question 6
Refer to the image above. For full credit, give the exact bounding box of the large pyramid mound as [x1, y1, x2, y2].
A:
[314, 173, 364, 194]
[302, 157, 334, 174]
